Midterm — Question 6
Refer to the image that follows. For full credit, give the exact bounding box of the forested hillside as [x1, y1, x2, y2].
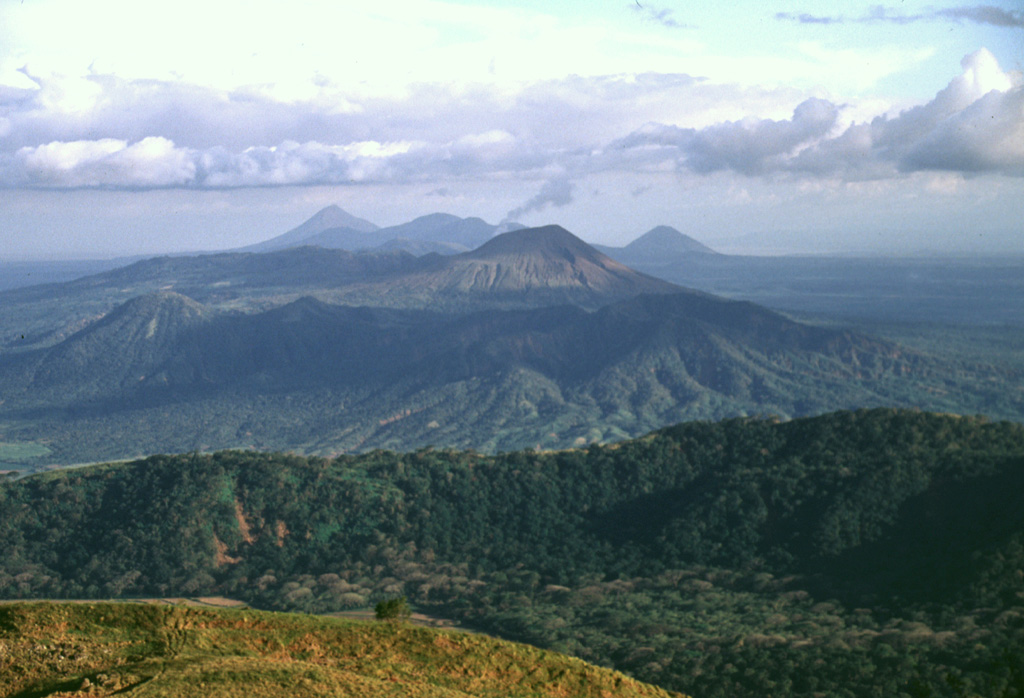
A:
[2, 409, 1023, 696]
[1, 225, 1021, 471]
[2, 288, 1021, 470]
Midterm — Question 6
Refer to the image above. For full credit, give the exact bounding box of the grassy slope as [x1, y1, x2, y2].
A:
[0, 602, 685, 698]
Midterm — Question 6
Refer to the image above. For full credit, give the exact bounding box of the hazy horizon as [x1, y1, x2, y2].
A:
[4, 205, 1024, 262]
[1, 1, 1021, 260]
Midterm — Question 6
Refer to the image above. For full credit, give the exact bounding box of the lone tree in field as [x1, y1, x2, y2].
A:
[375, 596, 411, 622]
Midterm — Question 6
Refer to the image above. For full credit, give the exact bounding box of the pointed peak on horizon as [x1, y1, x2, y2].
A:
[303, 205, 379, 233]
[627, 226, 719, 255]
[238, 206, 378, 253]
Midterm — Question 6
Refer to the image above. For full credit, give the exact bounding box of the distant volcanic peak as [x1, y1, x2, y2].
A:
[307, 205, 379, 233]
[376, 213, 500, 249]
[238, 206, 378, 253]
[628, 226, 718, 254]
[469, 225, 605, 262]
[447, 225, 681, 297]
[641, 226, 686, 243]
[398, 212, 463, 233]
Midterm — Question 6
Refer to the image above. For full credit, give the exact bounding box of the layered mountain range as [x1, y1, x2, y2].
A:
[239, 205, 525, 255]
[0, 217, 1020, 468]
[2, 206, 1022, 698]
[4, 205, 1021, 327]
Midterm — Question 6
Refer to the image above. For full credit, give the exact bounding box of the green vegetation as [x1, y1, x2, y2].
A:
[1, 235, 1022, 472]
[2, 409, 1024, 696]
[376, 597, 412, 622]
[0, 441, 50, 469]
[457, 569, 1024, 698]
[1, 288, 1022, 471]
[0, 602, 681, 698]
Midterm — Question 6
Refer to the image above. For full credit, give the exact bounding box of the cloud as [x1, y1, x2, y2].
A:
[2, 129, 544, 190]
[0, 70, 708, 165]
[612, 49, 1024, 180]
[631, 3, 690, 29]
[776, 5, 1024, 28]
[13, 137, 195, 188]
[610, 98, 839, 176]
[0, 70, 710, 190]
[937, 5, 1024, 27]
[0, 74, 367, 153]
[1, 49, 1020, 192]
[503, 176, 574, 222]
[774, 12, 842, 25]
[900, 82, 1024, 174]
[837, 48, 1024, 177]
[3, 138, 423, 189]
[684, 98, 839, 175]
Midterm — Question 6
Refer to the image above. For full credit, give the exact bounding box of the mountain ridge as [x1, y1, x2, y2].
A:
[0, 222, 1020, 466]
[354, 225, 685, 309]
[2, 283, 1005, 465]
[239, 205, 379, 253]
[241, 206, 526, 256]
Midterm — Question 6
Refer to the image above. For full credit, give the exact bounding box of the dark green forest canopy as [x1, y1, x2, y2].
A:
[2, 408, 1023, 602]
[3, 408, 1024, 697]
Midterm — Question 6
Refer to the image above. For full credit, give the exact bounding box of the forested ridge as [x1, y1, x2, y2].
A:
[2, 228, 1022, 471]
[2, 408, 1024, 696]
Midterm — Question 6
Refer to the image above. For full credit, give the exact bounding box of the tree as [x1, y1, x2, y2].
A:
[375, 596, 411, 622]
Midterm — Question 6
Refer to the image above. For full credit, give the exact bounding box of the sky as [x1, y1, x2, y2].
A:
[0, 0, 1022, 259]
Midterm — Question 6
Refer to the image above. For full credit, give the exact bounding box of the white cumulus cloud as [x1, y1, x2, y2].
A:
[612, 48, 1024, 181]
[1, 48, 1020, 191]
[802, 48, 1024, 178]
[14, 137, 194, 188]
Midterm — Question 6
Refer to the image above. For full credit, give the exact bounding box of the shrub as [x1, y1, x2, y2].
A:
[375, 596, 411, 622]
